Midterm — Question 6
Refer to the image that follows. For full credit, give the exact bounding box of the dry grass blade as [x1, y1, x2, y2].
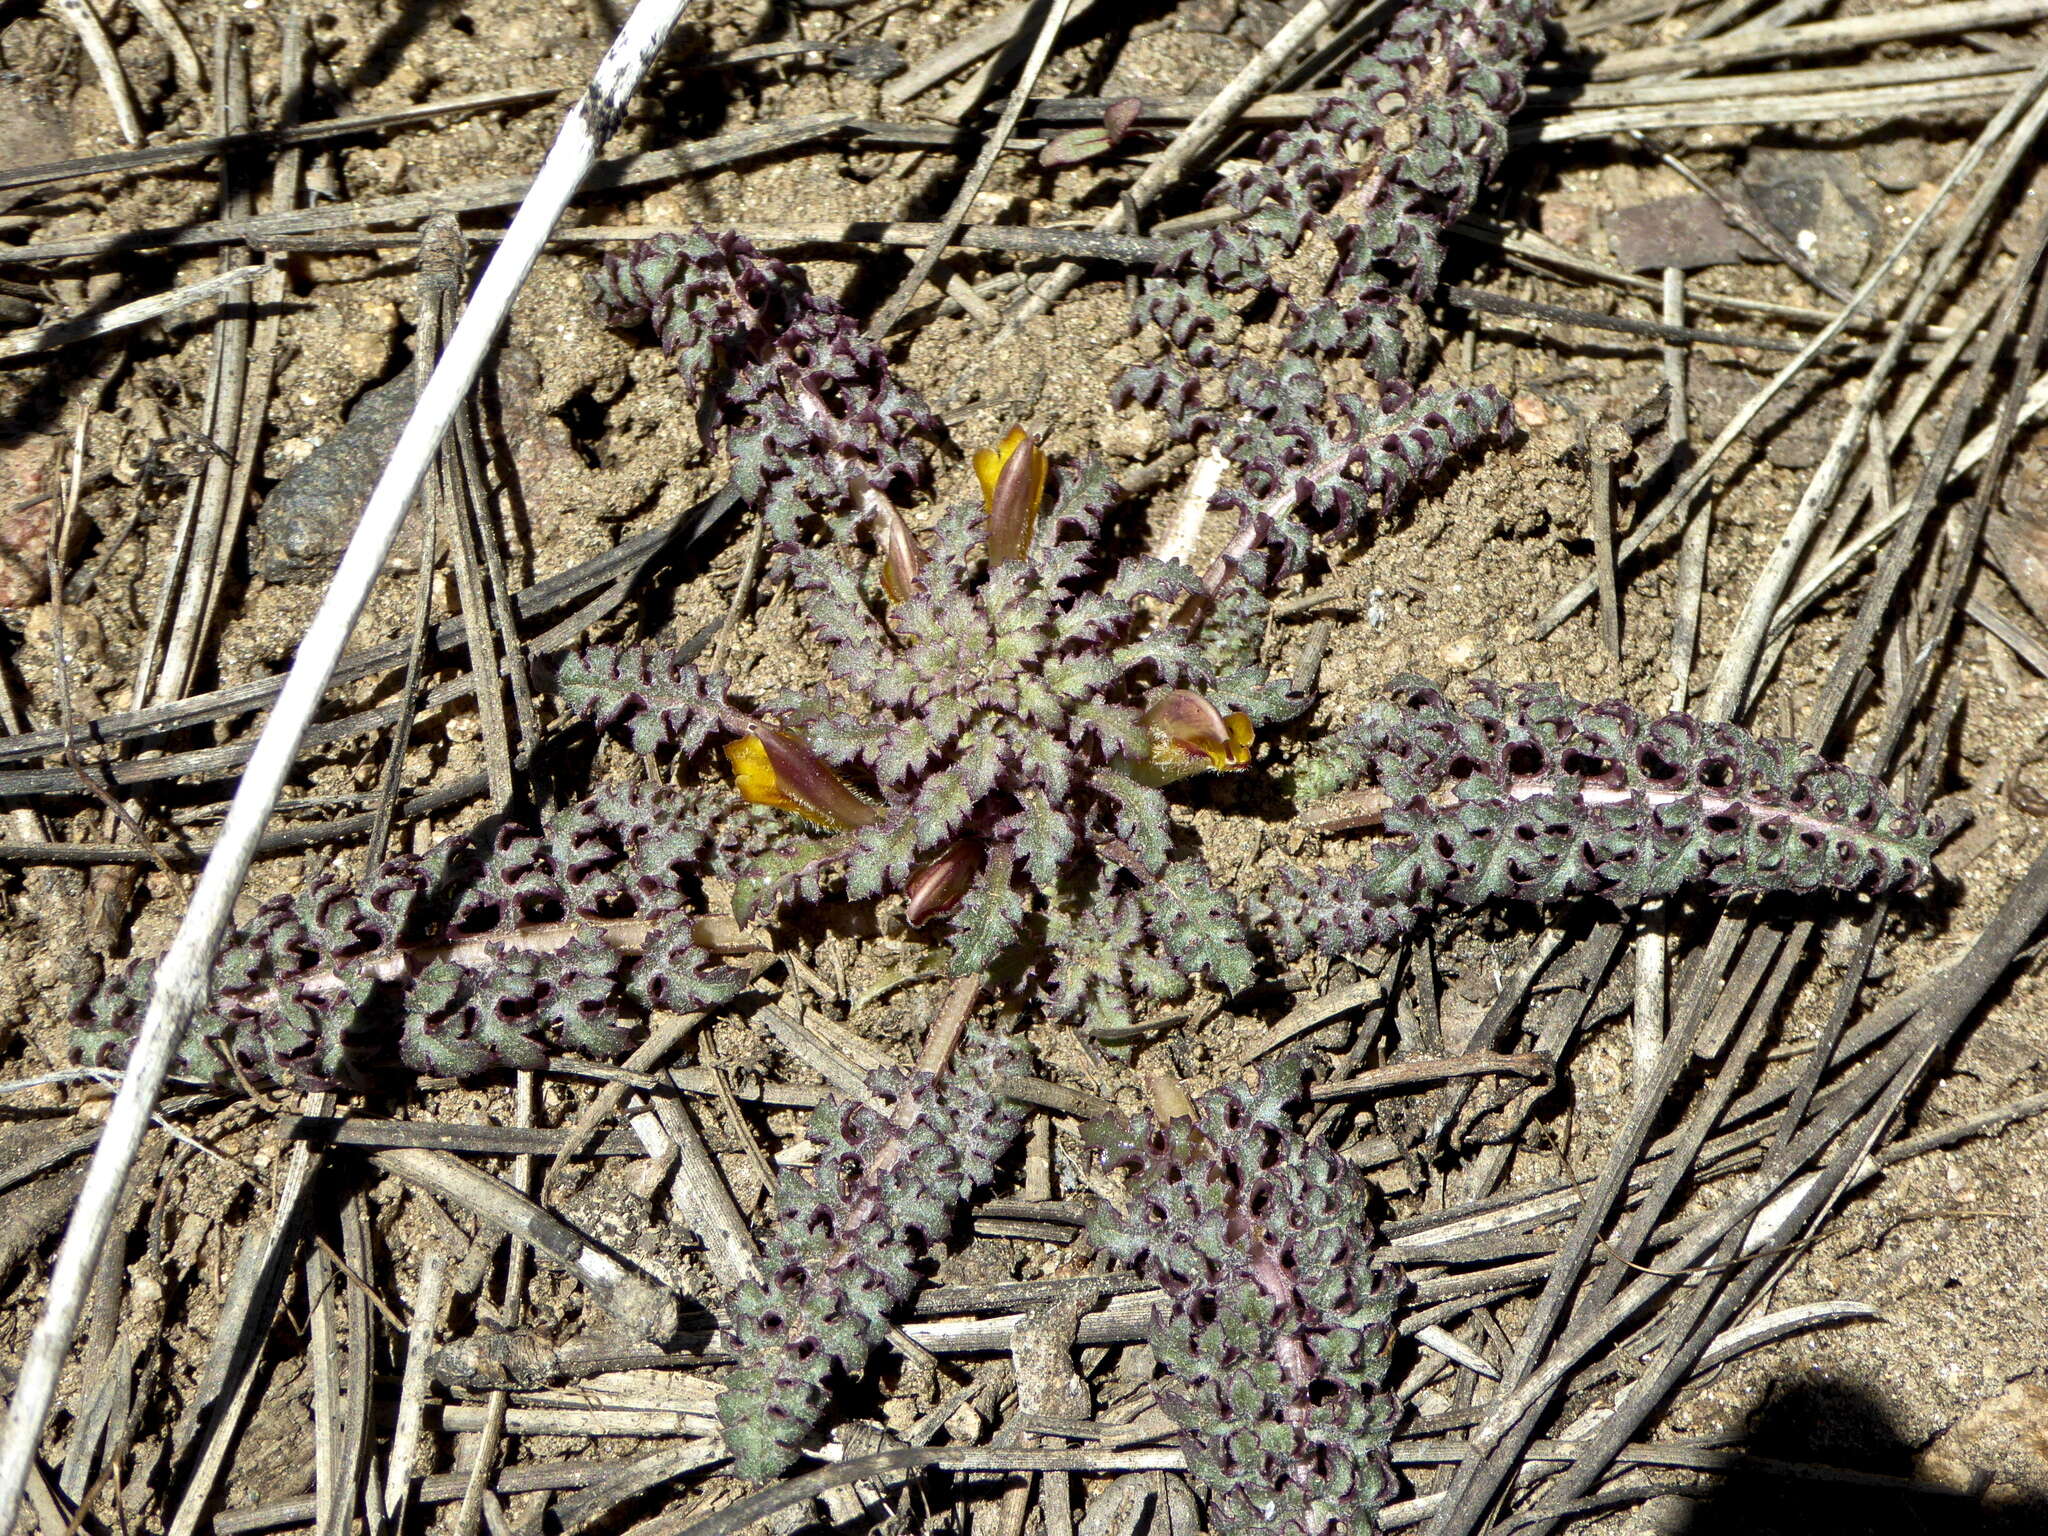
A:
[140, 21, 263, 710]
[406, 214, 520, 816]
[648, 1091, 759, 1292]
[0, 4, 698, 1526]
[0, 85, 567, 194]
[1532, 68, 2035, 139]
[882, 0, 1104, 107]
[0, 115, 849, 266]
[163, 1112, 326, 1536]
[999, 0, 1352, 333]
[1506, 859, 2048, 1530]
[1591, 0, 2048, 79]
[257, 217, 1166, 262]
[0, 489, 737, 810]
[0, 264, 264, 361]
[1535, 55, 2048, 640]
[641, 1447, 1186, 1536]
[382, 1253, 445, 1530]
[48, 0, 141, 145]
[1701, 62, 2048, 723]
[868, 0, 1075, 337]
[1806, 198, 2048, 743]
[375, 1143, 680, 1341]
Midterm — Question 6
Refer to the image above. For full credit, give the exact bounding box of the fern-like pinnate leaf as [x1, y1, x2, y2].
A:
[1260, 678, 1945, 958]
[552, 644, 736, 759]
[1118, 0, 1553, 580]
[719, 1032, 1029, 1477]
[1087, 1060, 1405, 1535]
[72, 784, 786, 1090]
[592, 227, 938, 541]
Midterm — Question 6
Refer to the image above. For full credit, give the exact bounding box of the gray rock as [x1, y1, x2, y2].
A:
[0, 83, 72, 216]
[254, 376, 419, 583]
[1742, 147, 1882, 289]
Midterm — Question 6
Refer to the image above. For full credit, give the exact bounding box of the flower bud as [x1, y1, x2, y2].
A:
[974, 427, 1048, 565]
[1131, 690, 1254, 785]
[904, 840, 982, 927]
[725, 730, 882, 830]
[875, 501, 927, 605]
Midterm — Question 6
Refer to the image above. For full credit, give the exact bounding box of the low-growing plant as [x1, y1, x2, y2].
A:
[1088, 1059, 1405, 1536]
[73, 783, 774, 1091]
[1118, 0, 1558, 586]
[554, 421, 1300, 1037]
[720, 1030, 1030, 1477]
[68, 2, 1961, 1524]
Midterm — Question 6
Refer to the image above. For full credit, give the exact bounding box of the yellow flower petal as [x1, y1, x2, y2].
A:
[726, 736, 807, 818]
[973, 426, 1031, 507]
[725, 733, 881, 829]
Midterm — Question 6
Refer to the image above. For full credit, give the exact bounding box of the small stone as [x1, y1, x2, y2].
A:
[1742, 171, 1876, 289]
[1916, 1380, 2048, 1501]
[1176, 0, 1237, 32]
[1605, 193, 1767, 272]
[254, 347, 585, 582]
[1538, 196, 1592, 248]
[1860, 136, 1934, 194]
[1630, 1494, 1697, 1534]
[0, 436, 56, 610]
[1439, 635, 1492, 672]
[253, 373, 420, 582]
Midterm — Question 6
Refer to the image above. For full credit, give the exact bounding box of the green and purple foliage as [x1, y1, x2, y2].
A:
[591, 227, 938, 542]
[72, 783, 777, 1091]
[556, 451, 1297, 1036]
[1259, 678, 1944, 959]
[720, 1031, 1029, 1477]
[1087, 1059, 1405, 1535]
[1119, 0, 1553, 579]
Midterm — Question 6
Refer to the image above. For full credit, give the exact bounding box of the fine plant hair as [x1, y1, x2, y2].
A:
[1087, 1059, 1405, 1536]
[1118, 0, 1555, 580]
[73, 783, 775, 1091]
[719, 1031, 1030, 1478]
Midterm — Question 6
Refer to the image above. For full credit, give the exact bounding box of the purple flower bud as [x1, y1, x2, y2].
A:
[875, 502, 927, 605]
[974, 428, 1048, 566]
[905, 840, 982, 927]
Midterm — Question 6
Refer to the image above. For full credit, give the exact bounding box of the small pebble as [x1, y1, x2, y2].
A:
[0, 436, 56, 610]
[1439, 635, 1492, 672]
[1860, 136, 1934, 194]
[253, 374, 419, 582]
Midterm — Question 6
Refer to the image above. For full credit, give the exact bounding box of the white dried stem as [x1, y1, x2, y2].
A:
[47, 0, 142, 145]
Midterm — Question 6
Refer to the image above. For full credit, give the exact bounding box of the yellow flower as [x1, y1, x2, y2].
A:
[1129, 690, 1255, 786]
[725, 731, 881, 830]
[973, 426, 1049, 565]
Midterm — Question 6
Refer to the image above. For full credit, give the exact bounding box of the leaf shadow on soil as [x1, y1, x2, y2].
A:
[1681, 1375, 2047, 1535]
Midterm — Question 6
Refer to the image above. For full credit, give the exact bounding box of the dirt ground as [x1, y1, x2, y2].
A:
[1, 0, 2046, 1532]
